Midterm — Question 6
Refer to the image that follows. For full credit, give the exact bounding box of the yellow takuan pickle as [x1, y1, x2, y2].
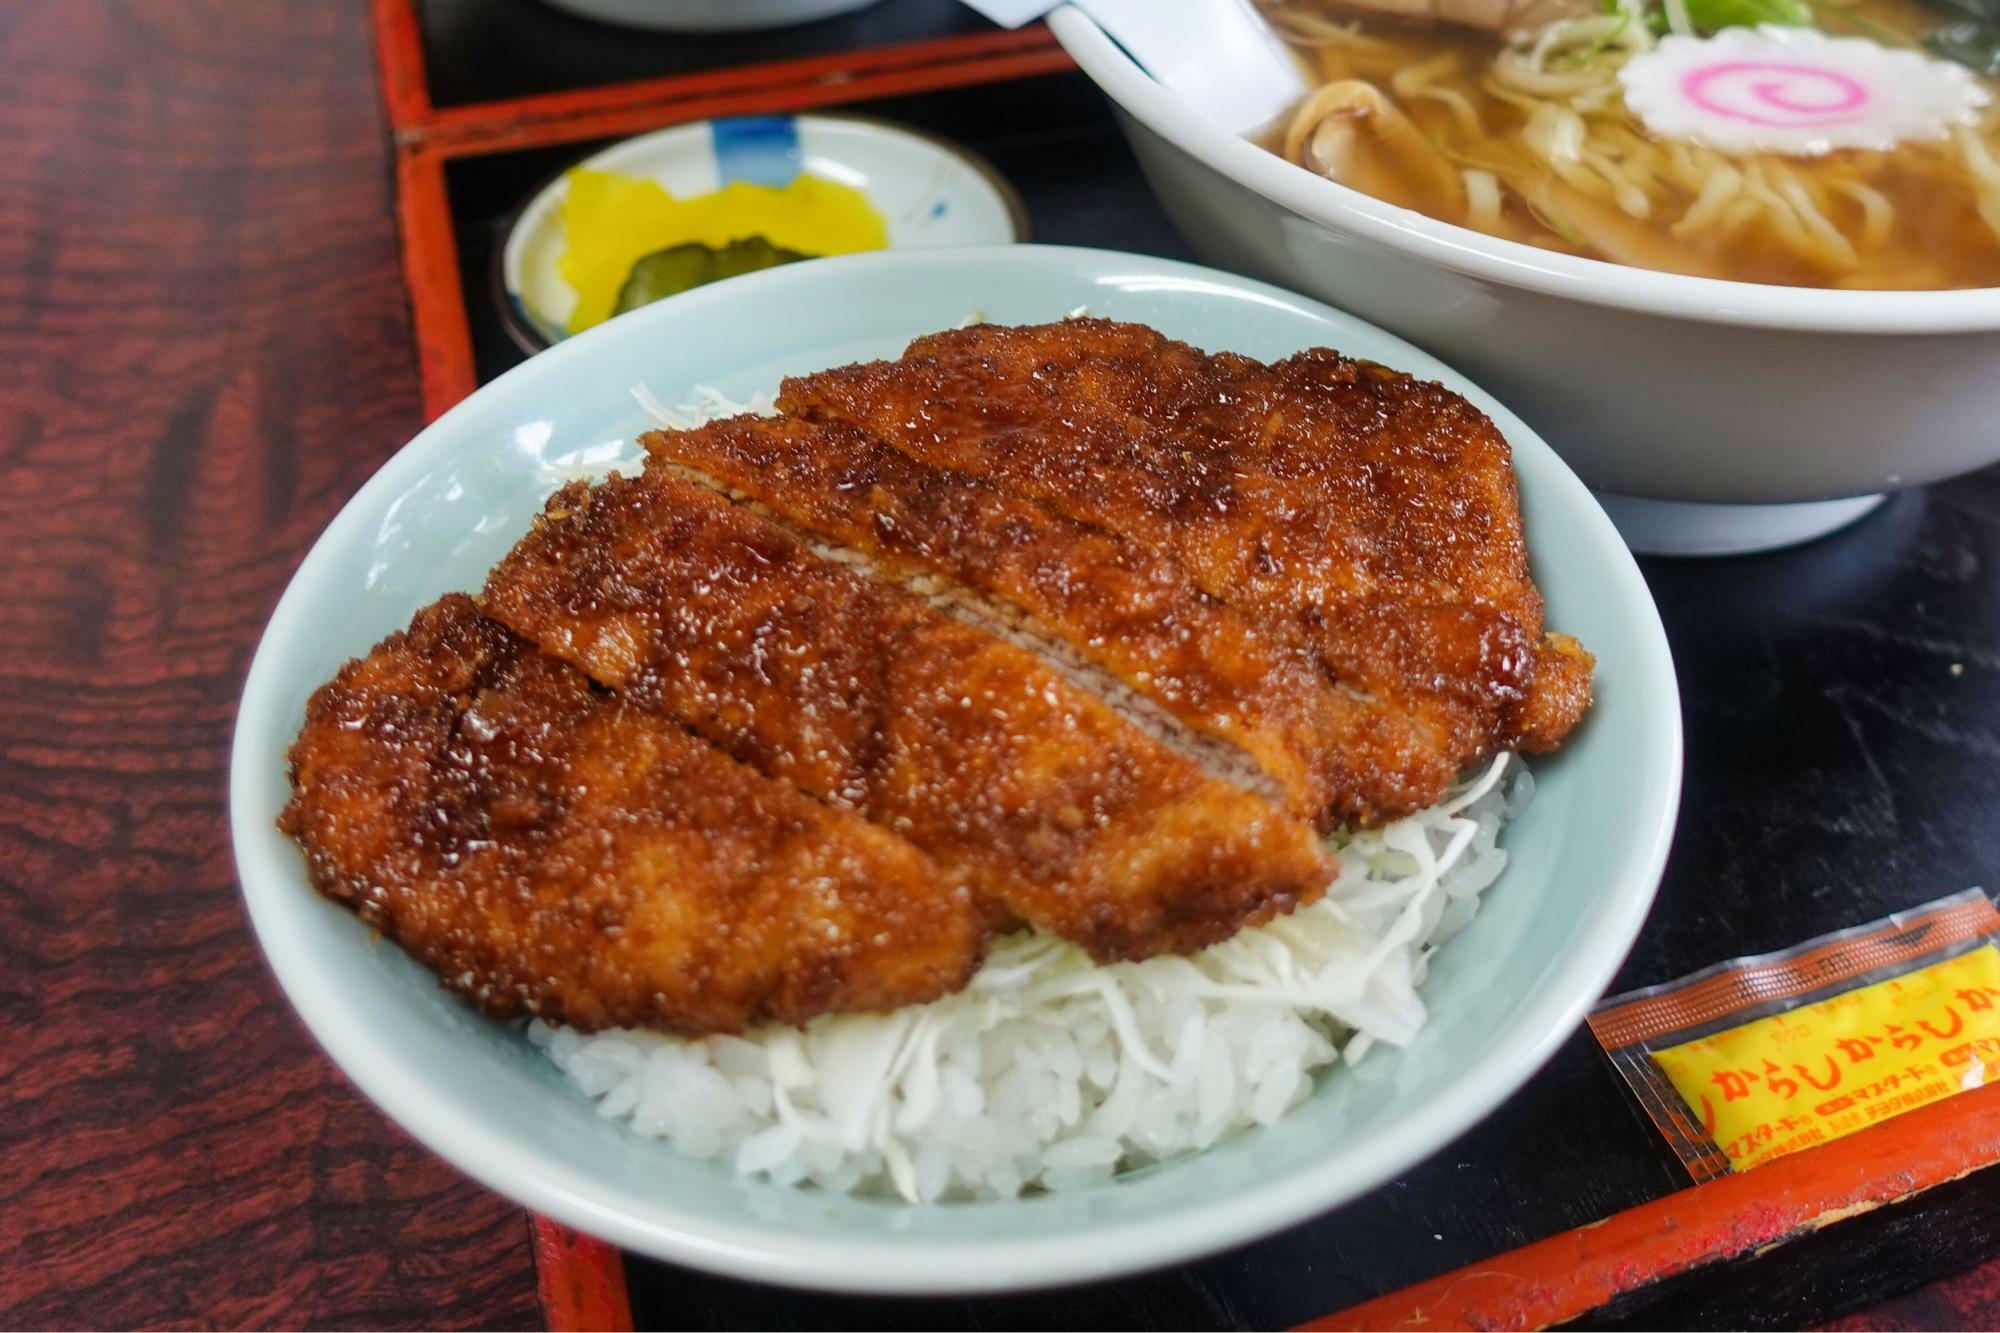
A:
[558, 168, 887, 334]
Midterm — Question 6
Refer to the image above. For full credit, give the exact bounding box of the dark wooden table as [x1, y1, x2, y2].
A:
[5, 1, 1998, 1328]
[1, 2, 541, 1326]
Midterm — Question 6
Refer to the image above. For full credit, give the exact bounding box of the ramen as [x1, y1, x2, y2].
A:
[1260, 0, 2000, 287]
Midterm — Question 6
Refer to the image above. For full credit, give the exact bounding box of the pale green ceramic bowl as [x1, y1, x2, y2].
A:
[230, 246, 1681, 1294]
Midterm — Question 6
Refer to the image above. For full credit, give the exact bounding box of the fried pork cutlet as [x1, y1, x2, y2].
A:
[280, 594, 985, 1034]
[282, 318, 1595, 1038]
[778, 319, 1594, 819]
[481, 472, 1336, 963]
[642, 413, 1436, 832]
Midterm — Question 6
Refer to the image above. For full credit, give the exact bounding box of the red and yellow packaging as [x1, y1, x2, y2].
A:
[1589, 890, 2000, 1182]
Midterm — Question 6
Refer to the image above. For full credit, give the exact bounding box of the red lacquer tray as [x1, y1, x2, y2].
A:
[368, 2, 2000, 1325]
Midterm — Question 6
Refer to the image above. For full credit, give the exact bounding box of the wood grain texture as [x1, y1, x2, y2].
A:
[0, 1, 539, 1326]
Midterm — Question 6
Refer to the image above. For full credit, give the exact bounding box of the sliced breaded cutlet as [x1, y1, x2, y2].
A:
[640, 410, 1433, 833]
[481, 472, 1336, 963]
[778, 318, 1594, 819]
[281, 594, 986, 1034]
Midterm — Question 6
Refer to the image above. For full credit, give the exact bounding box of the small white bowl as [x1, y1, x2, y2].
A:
[499, 114, 1027, 351]
[232, 245, 1679, 1295]
[1049, 5, 2000, 555]
[535, 0, 885, 32]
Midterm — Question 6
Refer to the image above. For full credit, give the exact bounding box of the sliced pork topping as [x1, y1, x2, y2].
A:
[642, 411, 1442, 830]
[481, 471, 1337, 963]
[779, 318, 1594, 815]
[282, 319, 1594, 1040]
[281, 595, 985, 1035]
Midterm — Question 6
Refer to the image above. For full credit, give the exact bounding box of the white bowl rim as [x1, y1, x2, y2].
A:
[536, 0, 885, 33]
[231, 243, 1682, 1294]
[1049, 4, 2000, 336]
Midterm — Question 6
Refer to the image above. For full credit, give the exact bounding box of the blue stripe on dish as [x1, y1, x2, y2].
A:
[712, 116, 802, 189]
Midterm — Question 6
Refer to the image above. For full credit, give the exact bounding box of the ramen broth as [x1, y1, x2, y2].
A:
[1261, 0, 2000, 287]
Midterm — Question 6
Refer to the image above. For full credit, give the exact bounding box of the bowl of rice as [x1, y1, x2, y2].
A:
[231, 245, 1681, 1294]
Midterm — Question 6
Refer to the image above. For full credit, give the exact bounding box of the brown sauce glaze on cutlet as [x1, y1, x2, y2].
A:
[480, 472, 1336, 963]
[778, 318, 1593, 817]
[280, 594, 986, 1034]
[282, 318, 1594, 1039]
[641, 410, 1433, 832]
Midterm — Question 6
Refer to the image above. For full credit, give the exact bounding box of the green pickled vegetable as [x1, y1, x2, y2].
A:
[1609, 0, 1810, 33]
[612, 236, 815, 315]
[1681, 0, 1813, 28]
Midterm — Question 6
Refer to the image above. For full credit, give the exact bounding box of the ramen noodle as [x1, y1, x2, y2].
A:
[1259, 0, 2000, 287]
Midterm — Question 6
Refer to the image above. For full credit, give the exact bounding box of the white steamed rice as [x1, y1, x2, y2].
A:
[525, 384, 1536, 1203]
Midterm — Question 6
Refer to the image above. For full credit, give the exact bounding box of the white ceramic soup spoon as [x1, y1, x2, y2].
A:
[963, 0, 1308, 134]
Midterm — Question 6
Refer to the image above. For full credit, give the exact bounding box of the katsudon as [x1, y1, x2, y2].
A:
[281, 316, 1592, 1196]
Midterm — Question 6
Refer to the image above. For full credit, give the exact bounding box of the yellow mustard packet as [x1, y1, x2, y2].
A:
[558, 168, 887, 335]
[1590, 890, 2000, 1181]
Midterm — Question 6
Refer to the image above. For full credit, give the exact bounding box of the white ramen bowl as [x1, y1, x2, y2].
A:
[1049, 4, 2000, 556]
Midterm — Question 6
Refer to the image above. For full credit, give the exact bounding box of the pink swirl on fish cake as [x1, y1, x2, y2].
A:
[1680, 61, 1871, 128]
